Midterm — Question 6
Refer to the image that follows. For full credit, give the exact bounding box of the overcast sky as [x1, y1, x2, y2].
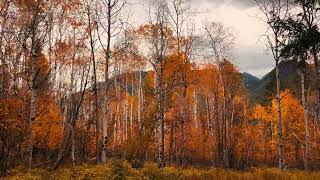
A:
[127, 0, 274, 78]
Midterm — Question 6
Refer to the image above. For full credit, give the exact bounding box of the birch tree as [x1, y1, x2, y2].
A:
[14, 0, 53, 169]
[204, 21, 235, 168]
[299, 68, 312, 169]
[138, 0, 177, 168]
[95, 0, 126, 163]
[86, 2, 100, 163]
[255, 0, 290, 169]
[294, 0, 320, 126]
[167, 0, 196, 165]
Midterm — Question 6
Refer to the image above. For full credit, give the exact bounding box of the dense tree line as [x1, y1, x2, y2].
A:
[1, 0, 320, 175]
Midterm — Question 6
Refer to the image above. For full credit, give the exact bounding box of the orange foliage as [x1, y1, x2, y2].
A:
[33, 97, 62, 149]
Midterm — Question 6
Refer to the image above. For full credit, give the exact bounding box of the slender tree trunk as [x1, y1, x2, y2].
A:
[52, 95, 71, 170]
[193, 89, 198, 130]
[211, 96, 216, 137]
[100, 0, 113, 164]
[275, 60, 284, 169]
[138, 71, 143, 130]
[130, 76, 134, 134]
[28, 49, 36, 170]
[101, 97, 108, 163]
[155, 72, 165, 168]
[71, 125, 75, 167]
[0, 1, 9, 95]
[28, 18, 38, 169]
[114, 74, 120, 144]
[88, 10, 100, 164]
[181, 113, 186, 165]
[218, 94, 223, 166]
[169, 122, 174, 162]
[157, 100, 165, 168]
[113, 113, 117, 144]
[70, 30, 76, 167]
[52, 65, 90, 170]
[314, 116, 318, 146]
[312, 48, 320, 149]
[92, 54, 100, 163]
[181, 86, 187, 166]
[52, 128, 71, 170]
[301, 72, 312, 169]
[221, 84, 229, 168]
[125, 75, 128, 140]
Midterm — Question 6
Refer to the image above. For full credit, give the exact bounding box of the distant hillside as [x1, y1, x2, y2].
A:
[241, 72, 260, 93]
[94, 61, 313, 105]
[244, 60, 316, 105]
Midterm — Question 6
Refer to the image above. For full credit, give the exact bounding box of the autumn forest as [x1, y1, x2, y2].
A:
[2, 0, 320, 178]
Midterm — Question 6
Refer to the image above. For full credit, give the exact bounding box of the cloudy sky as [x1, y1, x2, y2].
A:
[127, 0, 274, 78]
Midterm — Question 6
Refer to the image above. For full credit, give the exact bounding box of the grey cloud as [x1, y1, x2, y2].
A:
[190, 0, 256, 9]
[233, 46, 274, 78]
[230, 0, 256, 9]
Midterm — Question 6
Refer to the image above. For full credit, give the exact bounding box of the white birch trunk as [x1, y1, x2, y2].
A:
[130, 76, 134, 134]
[138, 71, 143, 130]
[125, 75, 128, 140]
[28, 18, 38, 169]
[114, 74, 120, 144]
[301, 72, 312, 169]
[28, 43, 37, 170]
[193, 89, 198, 130]
[275, 60, 284, 169]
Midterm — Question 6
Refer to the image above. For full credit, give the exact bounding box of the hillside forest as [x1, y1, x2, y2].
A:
[2, 0, 320, 175]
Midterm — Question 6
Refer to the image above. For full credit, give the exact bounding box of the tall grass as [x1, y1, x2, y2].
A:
[5, 160, 320, 180]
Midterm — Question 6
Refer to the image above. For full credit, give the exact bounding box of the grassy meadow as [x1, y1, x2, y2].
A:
[4, 160, 320, 180]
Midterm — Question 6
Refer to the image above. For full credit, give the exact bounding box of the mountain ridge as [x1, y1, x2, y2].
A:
[243, 60, 316, 105]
